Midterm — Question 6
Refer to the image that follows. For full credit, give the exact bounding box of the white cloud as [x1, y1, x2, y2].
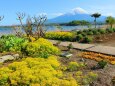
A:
[50, 13, 63, 16]
[36, 13, 47, 16]
[103, 13, 114, 16]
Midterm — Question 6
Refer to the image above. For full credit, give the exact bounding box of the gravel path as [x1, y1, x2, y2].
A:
[50, 40, 115, 56]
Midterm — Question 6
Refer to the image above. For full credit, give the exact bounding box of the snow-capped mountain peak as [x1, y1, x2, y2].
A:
[71, 7, 88, 15]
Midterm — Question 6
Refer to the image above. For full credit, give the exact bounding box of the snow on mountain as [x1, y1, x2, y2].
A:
[48, 7, 106, 23]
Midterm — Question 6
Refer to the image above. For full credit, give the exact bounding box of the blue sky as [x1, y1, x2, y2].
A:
[0, 0, 115, 25]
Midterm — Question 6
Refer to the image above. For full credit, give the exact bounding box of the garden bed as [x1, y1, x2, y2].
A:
[58, 45, 115, 86]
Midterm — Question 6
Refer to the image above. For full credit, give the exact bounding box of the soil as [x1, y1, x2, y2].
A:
[93, 32, 115, 47]
[58, 45, 115, 86]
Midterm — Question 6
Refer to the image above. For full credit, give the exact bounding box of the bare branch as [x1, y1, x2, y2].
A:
[16, 12, 26, 28]
[16, 12, 25, 20]
[0, 16, 4, 21]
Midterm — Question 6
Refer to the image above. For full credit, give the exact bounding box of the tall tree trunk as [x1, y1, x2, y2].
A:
[95, 17, 96, 28]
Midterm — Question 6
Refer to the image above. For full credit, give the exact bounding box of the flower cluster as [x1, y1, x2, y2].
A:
[0, 56, 79, 86]
[45, 31, 75, 41]
[82, 52, 115, 64]
[22, 38, 60, 58]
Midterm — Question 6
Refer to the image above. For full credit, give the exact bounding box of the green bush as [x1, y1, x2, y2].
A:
[22, 38, 60, 58]
[76, 34, 83, 42]
[106, 28, 114, 33]
[113, 28, 115, 32]
[45, 32, 75, 41]
[82, 36, 93, 43]
[67, 43, 74, 50]
[92, 29, 100, 35]
[87, 31, 94, 35]
[0, 35, 28, 52]
[68, 62, 85, 71]
[98, 60, 107, 69]
[98, 29, 106, 34]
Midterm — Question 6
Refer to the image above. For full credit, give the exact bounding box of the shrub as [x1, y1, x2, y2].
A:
[106, 28, 114, 33]
[68, 62, 85, 71]
[92, 30, 100, 35]
[98, 60, 107, 69]
[81, 32, 87, 36]
[113, 28, 115, 32]
[22, 38, 60, 58]
[0, 35, 28, 52]
[76, 34, 83, 42]
[0, 57, 79, 86]
[82, 36, 93, 43]
[67, 43, 74, 50]
[98, 29, 106, 34]
[76, 71, 98, 85]
[87, 31, 94, 35]
[45, 32, 75, 41]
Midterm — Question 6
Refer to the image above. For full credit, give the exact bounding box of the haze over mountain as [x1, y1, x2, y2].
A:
[48, 7, 106, 23]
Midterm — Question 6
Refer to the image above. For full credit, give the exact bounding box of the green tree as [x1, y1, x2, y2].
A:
[91, 13, 101, 28]
[106, 16, 115, 28]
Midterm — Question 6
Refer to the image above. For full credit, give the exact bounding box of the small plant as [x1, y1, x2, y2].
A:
[98, 29, 106, 34]
[76, 34, 83, 42]
[98, 60, 107, 69]
[82, 36, 93, 43]
[76, 71, 98, 85]
[68, 62, 79, 71]
[106, 28, 114, 33]
[68, 62, 85, 71]
[87, 31, 93, 35]
[93, 29, 100, 35]
[67, 43, 73, 50]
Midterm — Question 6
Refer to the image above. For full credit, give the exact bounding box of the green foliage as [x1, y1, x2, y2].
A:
[67, 20, 90, 26]
[76, 34, 83, 42]
[98, 60, 107, 69]
[82, 36, 93, 43]
[87, 31, 94, 35]
[92, 29, 100, 35]
[98, 29, 106, 34]
[0, 35, 28, 52]
[68, 62, 85, 71]
[67, 43, 74, 50]
[106, 28, 114, 33]
[22, 38, 60, 58]
[76, 71, 98, 85]
[106, 16, 115, 28]
[45, 31, 75, 41]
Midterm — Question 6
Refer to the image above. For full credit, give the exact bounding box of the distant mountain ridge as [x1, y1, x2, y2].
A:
[47, 8, 106, 23]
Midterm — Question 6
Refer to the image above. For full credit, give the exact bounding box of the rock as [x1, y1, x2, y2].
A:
[0, 55, 15, 63]
[13, 54, 20, 59]
[60, 52, 73, 58]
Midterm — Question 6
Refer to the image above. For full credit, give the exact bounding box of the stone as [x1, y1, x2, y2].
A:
[0, 55, 15, 63]
[60, 52, 73, 58]
[13, 54, 20, 59]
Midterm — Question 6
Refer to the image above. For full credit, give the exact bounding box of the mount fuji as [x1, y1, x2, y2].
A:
[48, 7, 106, 23]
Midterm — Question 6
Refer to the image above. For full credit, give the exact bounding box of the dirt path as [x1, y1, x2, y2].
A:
[50, 40, 115, 56]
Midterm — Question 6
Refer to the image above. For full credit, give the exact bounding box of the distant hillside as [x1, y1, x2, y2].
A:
[47, 8, 106, 23]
